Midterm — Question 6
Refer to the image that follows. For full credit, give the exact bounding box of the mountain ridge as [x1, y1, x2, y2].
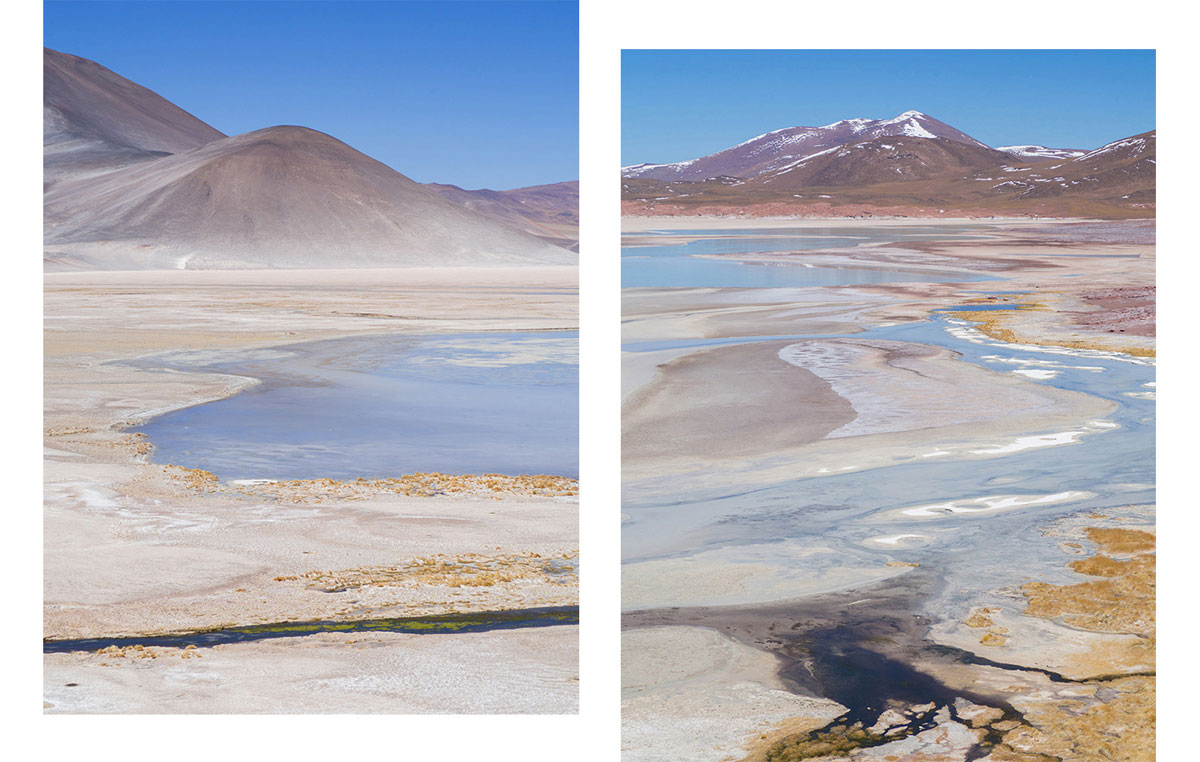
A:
[44, 48, 575, 270]
[621, 112, 1155, 219]
[424, 180, 579, 250]
[44, 47, 226, 184]
[621, 111, 990, 182]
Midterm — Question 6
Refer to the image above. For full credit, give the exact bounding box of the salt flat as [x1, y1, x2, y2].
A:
[44, 266, 579, 713]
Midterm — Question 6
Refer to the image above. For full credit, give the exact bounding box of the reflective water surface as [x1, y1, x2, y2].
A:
[133, 331, 579, 480]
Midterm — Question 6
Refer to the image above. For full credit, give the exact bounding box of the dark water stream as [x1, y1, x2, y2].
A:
[44, 606, 579, 654]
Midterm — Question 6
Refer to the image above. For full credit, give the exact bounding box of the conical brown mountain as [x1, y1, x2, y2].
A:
[44, 48, 574, 270]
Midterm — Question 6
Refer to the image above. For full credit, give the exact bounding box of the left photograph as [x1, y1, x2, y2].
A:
[43, 0, 579, 713]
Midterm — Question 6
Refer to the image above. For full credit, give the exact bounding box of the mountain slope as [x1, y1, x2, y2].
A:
[621, 111, 989, 182]
[751, 136, 1012, 189]
[44, 124, 574, 270]
[424, 180, 579, 250]
[999, 130, 1156, 203]
[44, 47, 226, 183]
[44, 50, 574, 270]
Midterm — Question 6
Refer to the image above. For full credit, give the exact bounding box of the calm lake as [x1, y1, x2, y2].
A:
[132, 331, 578, 480]
[622, 224, 998, 288]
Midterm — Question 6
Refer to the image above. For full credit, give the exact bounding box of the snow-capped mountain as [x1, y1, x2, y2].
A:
[621, 111, 990, 182]
[997, 145, 1087, 161]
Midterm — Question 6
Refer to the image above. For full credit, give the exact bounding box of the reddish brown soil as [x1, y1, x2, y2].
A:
[1074, 286, 1156, 337]
[620, 201, 1038, 219]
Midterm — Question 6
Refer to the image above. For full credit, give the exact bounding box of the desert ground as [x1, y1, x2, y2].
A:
[621, 217, 1154, 761]
[44, 266, 579, 713]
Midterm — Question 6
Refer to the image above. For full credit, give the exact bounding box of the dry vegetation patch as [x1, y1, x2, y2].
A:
[274, 551, 578, 593]
[949, 305, 1155, 358]
[1022, 529, 1155, 638]
[993, 520, 1156, 761]
[165, 466, 578, 501]
[90, 644, 202, 665]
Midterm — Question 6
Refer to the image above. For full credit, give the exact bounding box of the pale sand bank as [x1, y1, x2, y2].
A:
[623, 340, 854, 461]
[622, 626, 843, 762]
[622, 337, 1115, 498]
[45, 265, 578, 288]
[623, 541, 915, 611]
[45, 626, 578, 714]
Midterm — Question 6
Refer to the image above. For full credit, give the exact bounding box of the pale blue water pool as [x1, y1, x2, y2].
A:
[622, 225, 1000, 288]
[131, 331, 578, 480]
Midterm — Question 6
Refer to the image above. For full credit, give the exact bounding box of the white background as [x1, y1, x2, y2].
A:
[6, 0, 1194, 758]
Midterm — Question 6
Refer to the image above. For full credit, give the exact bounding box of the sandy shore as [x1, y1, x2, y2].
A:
[44, 266, 579, 712]
[45, 626, 578, 714]
[622, 626, 843, 762]
[623, 340, 855, 461]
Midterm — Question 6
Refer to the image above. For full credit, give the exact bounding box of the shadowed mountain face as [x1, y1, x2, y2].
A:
[425, 180, 579, 250]
[621, 111, 989, 182]
[43, 48, 574, 270]
[44, 48, 226, 184]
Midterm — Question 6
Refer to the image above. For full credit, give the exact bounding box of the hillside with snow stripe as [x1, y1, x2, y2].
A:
[621, 111, 991, 182]
[1072, 131, 1156, 164]
[998, 145, 1087, 160]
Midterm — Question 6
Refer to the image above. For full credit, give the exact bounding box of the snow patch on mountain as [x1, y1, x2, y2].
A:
[1073, 132, 1154, 163]
[999, 145, 1087, 160]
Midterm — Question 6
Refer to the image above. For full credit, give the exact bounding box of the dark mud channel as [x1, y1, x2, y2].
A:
[45, 606, 578, 654]
[622, 571, 1102, 760]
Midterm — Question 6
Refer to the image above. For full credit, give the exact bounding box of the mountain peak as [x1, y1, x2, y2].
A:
[621, 110, 991, 182]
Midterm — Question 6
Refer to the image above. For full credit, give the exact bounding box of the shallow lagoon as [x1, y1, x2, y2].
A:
[622, 224, 999, 288]
[133, 331, 578, 480]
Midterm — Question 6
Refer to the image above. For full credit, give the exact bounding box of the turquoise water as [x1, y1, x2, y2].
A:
[132, 331, 579, 480]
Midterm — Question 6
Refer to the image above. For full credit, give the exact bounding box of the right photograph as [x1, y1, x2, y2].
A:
[620, 49, 1155, 762]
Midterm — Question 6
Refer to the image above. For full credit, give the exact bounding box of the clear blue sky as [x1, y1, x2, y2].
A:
[45, 0, 578, 190]
[623, 50, 1155, 166]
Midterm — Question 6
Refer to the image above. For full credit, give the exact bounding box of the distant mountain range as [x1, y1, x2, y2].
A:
[425, 180, 579, 252]
[43, 48, 577, 270]
[622, 110, 1154, 218]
